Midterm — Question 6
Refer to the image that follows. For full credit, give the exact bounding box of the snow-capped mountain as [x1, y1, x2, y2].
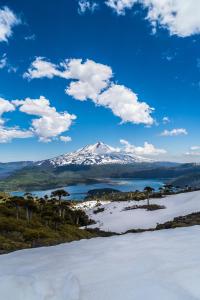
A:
[38, 142, 153, 167]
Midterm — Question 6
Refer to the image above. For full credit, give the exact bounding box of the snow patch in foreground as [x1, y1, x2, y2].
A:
[1, 226, 200, 299]
[0, 273, 80, 300]
[85, 190, 200, 232]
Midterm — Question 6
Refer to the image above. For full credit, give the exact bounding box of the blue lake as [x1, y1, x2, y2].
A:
[12, 178, 165, 200]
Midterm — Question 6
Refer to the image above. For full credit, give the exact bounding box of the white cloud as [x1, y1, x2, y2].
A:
[7, 65, 17, 73]
[142, 0, 200, 37]
[0, 97, 33, 143]
[78, 0, 98, 14]
[64, 59, 113, 100]
[23, 57, 63, 79]
[0, 96, 75, 144]
[13, 96, 76, 142]
[13, 96, 57, 116]
[24, 34, 36, 41]
[105, 0, 136, 15]
[0, 53, 17, 73]
[162, 116, 170, 124]
[185, 146, 200, 156]
[31, 114, 74, 143]
[0, 6, 20, 42]
[190, 146, 200, 151]
[0, 97, 15, 124]
[120, 139, 167, 156]
[105, 0, 200, 37]
[24, 58, 113, 100]
[185, 151, 200, 156]
[24, 58, 154, 125]
[97, 84, 154, 125]
[60, 136, 72, 143]
[161, 128, 188, 136]
[0, 53, 7, 69]
[0, 127, 33, 143]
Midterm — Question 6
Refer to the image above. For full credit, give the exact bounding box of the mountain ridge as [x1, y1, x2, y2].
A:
[37, 141, 153, 167]
[0, 142, 196, 192]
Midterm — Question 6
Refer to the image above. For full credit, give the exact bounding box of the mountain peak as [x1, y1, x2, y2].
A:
[79, 142, 117, 155]
[38, 141, 153, 167]
[96, 141, 105, 148]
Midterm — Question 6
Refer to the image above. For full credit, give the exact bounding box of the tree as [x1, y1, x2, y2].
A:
[51, 189, 70, 217]
[44, 194, 49, 202]
[23, 199, 37, 222]
[38, 197, 46, 212]
[10, 196, 24, 220]
[163, 184, 173, 194]
[144, 186, 155, 207]
[51, 189, 70, 203]
[52, 215, 62, 230]
[24, 192, 33, 199]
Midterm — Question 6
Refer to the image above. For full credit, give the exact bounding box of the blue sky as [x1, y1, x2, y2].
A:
[1, 0, 200, 162]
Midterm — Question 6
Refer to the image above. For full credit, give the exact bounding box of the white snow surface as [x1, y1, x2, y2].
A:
[83, 190, 200, 233]
[75, 200, 111, 210]
[38, 142, 152, 166]
[1, 226, 200, 299]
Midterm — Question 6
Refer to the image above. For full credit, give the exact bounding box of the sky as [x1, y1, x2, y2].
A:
[1, 0, 200, 162]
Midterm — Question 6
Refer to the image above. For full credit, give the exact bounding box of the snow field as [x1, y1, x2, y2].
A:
[1, 226, 200, 299]
[83, 190, 200, 232]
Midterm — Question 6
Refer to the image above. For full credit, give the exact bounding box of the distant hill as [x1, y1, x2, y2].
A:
[0, 161, 33, 179]
[0, 141, 189, 191]
[170, 172, 200, 188]
[0, 162, 187, 191]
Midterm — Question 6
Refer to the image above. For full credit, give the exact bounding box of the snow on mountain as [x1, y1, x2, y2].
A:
[1, 226, 200, 300]
[38, 142, 153, 167]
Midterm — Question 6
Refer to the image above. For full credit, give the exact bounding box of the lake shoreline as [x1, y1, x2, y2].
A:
[11, 178, 166, 200]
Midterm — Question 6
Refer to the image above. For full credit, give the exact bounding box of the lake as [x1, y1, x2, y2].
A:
[12, 178, 165, 200]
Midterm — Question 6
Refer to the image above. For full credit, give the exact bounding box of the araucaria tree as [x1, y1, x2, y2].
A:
[51, 189, 70, 217]
[144, 186, 155, 207]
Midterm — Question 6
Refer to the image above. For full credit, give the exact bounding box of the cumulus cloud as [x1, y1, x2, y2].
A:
[0, 97, 15, 124]
[24, 58, 154, 125]
[0, 96, 75, 143]
[160, 128, 188, 136]
[142, 0, 200, 37]
[0, 53, 17, 73]
[24, 58, 113, 100]
[185, 146, 200, 156]
[60, 136, 72, 143]
[0, 98, 33, 143]
[105, 0, 200, 37]
[24, 34, 36, 41]
[190, 146, 200, 151]
[0, 53, 7, 69]
[13, 96, 76, 142]
[0, 127, 33, 143]
[64, 59, 113, 100]
[0, 6, 21, 42]
[185, 151, 200, 156]
[97, 84, 154, 125]
[162, 116, 170, 124]
[23, 57, 63, 79]
[105, 0, 136, 15]
[78, 0, 98, 14]
[120, 139, 167, 156]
